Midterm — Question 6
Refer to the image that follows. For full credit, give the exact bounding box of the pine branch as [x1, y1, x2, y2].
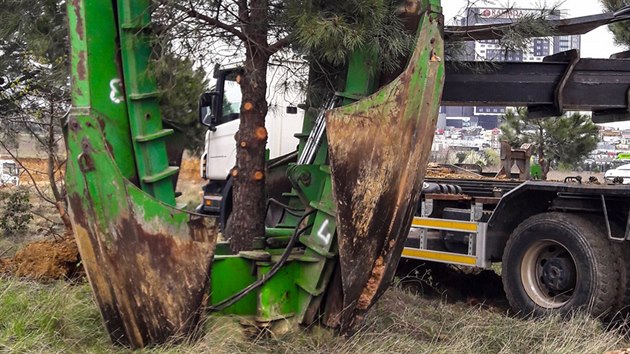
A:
[268, 36, 290, 54]
[161, 0, 248, 42]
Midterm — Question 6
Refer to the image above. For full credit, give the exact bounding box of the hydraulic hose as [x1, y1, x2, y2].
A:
[208, 209, 317, 312]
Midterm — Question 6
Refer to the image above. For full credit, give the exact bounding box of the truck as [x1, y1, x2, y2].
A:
[405, 167, 630, 318]
[398, 43, 630, 318]
[0, 159, 19, 186]
[197, 66, 304, 228]
[64, 0, 630, 349]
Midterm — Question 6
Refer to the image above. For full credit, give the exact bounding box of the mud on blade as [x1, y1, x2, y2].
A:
[65, 116, 218, 348]
[325, 2, 444, 331]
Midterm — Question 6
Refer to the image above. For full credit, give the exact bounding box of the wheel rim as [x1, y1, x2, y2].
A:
[520, 239, 578, 309]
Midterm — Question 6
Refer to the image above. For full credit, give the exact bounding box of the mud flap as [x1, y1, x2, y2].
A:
[325, 3, 444, 332]
[65, 116, 218, 348]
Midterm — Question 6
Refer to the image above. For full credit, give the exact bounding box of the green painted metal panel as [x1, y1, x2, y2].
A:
[66, 0, 136, 181]
[210, 257, 258, 315]
[324, 0, 445, 328]
[339, 49, 379, 103]
[67, 1, 219, 347]
[116, 0, 177, 205]
[257, 261, 299, 320]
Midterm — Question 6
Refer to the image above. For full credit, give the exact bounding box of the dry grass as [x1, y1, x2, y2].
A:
[1, 160, 628, 352]
[1, 276, 628, 353]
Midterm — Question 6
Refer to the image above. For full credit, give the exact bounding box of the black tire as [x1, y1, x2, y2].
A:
[611, 239, 630, 319]
[574, 216, 630, 319]
[502, 212, 619, 318]
[605, 221, 630, 319]
[219, 178, 233, 232]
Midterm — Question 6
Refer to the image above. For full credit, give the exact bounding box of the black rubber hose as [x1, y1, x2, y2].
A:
[208, 209, 317, 312]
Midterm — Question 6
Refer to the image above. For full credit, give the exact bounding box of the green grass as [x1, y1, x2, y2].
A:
[0, 277, 111, 353]
[1, 276, 629, 353]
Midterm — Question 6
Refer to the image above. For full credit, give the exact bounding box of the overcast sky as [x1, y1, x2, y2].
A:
[442, 0, 626, 58]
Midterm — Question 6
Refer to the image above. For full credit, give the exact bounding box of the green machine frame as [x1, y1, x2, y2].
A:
[65, 0, 444, 348]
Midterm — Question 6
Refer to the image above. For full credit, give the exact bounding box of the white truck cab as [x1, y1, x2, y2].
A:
[0, 159, 19, 186]
[197, 67, 304, 226]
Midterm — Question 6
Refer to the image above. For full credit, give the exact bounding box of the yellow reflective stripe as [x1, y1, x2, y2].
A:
[402, 248, 477, 265]
[411, 217, 477, 232]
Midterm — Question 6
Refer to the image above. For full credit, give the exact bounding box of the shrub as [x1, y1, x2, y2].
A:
[0, 187, 33, 236]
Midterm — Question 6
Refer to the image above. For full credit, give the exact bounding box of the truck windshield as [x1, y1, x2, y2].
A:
[3, 163, 17, 176]
[222, 80, 241, 123]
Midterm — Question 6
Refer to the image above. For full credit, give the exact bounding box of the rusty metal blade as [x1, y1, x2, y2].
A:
[65, 116, 218, 348]
[325, 8, 444, 332]
[68, 184, 217, 348]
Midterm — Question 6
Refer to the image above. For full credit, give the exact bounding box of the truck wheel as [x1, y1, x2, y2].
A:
[603, 220, 630, 319]
[612, 240, 630, 319]
[502, 212, 618, 318]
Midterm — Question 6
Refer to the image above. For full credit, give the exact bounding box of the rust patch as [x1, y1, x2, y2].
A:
[96, 116, 106, 131]
[67, 186, 218, 348]
[72, 0, 85, 40]
[68, 118, 80, 132]
[77, 50, 86, 81]
[325, 8, 444, 333]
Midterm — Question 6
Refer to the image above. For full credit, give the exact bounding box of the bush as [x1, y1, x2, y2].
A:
[0, 187, 33, 236]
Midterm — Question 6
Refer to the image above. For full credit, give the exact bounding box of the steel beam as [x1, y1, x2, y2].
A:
[442, 56, 630, 122]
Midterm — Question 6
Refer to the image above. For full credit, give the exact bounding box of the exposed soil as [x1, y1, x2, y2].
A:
[426, 163, 491, 180]
[396, 259, 508, 312]
[178, 157, 203, 183]
[0, 236, 83, 281]
[17, 157, 64, 184]
[0, 158, 204, 282]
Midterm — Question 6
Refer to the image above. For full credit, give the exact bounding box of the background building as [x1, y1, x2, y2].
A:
[442, 7, 581, 130]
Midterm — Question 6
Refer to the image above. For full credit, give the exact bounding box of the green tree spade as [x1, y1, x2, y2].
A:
[158, 0, 412, 252]
[500, 109, 599, 179]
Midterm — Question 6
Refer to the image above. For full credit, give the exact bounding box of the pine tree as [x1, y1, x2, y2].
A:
[601, 0, 630, 46]
[156, 0, 412, 251]
[500, 109, 599, 179]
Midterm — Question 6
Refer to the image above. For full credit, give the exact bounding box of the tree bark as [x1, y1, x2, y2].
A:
[227, 0, 270, 252]
[47, 100, 73, 232]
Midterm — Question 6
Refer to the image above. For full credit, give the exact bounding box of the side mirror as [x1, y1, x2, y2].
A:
[199, 92, 219, 130]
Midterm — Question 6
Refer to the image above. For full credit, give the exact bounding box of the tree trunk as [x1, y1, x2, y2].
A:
[47, 101, 73, 232]
[227, 0, 270, 252]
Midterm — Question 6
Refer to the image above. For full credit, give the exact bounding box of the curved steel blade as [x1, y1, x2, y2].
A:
[326, 4, 445, 331]
[66, 115, 217, 348]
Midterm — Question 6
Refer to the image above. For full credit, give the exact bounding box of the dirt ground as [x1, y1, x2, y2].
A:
[13, 157, 64, 184]
[426, 163, 606, 183]
[0, 237, 82, 280]
[0, 156, 205, 281]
